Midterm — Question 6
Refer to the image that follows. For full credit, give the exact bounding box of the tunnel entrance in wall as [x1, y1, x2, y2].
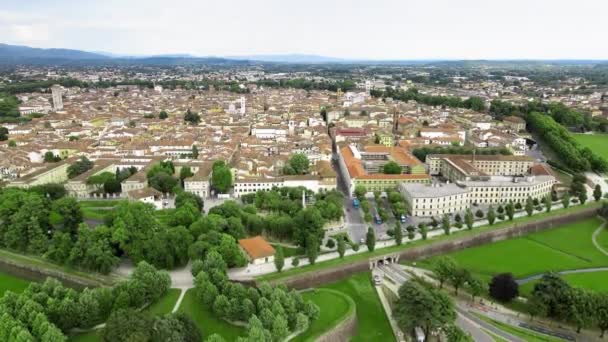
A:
[369, 254, 400, 269]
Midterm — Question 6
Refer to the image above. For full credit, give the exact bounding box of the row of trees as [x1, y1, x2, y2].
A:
[0, 262, 171, 340]
[412, 145, 511, 163]
[527, 111, 608, 172]
[255, 78, 356, 92]
[193, 251, 318, 341]
[531, 273, 608, 337]
[371, 87, 486, 112]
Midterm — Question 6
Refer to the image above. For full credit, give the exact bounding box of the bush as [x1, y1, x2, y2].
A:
[291, 257, 299, 267]
[325, 238, 335, 249]
[489, 273, 519, 302]
[475, 210, 484, 218]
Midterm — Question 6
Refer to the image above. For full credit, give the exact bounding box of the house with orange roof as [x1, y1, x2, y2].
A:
[238, 236, 275, 265]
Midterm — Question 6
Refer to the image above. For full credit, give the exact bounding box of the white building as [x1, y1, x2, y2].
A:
[51, 85, 63, 111]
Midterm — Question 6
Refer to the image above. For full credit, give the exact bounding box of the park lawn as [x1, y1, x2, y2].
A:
[474, 313, 565, 342]
[258, 202, 601, 282]
[81, 207, 112, 221]
[144, 288, 181, 315]
[572, 133, 608, 160]
[0, 271, 30, 296]
[178, 288, 245, 341]
[596, 227, 608, 252]
[293, 289, 354, 342]
[321, 272, 395, 342]
[425, 218, 607, 279]
[525, 217, 606, 264]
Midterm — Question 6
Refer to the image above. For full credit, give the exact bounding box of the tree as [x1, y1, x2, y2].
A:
[337, 237, 346, 258]
[101, 309, 151, 342]
[505, 202, 515, 221]
[382, 161, 402, 174]
[159, 110, 168, 119]
[525, 196, 534, 217]
[543, 195, 552, 212]
[562, 192, 571, 208]
[487, 206, 496, 225]
[354, 185, 367, 200]
[579, 191, 587, 205]
[175, 191, 204, 211]
[44, 151, 61, 162]
[475, 209, 484, 218]
[192, 145, 199, 159]
[448, 267, 470, 295]
[464, 209, 474, 230]
[394, 281, 456, 340]
[8, 140, 16, 147]
[0, 126, 7, 141]
[595, 184, 603, 202]
[526, 296, 548, 321]
[51, 196, 83, 236]
[285, 154, 310, 175]
[184, 108, 200, 124]
[305, 234, 319, 265]
[394, 222, 403, 246]
[67, 156, 93, 178]
[597, 293, 608, 338]
[433, 257, 456, 289]
[418, 223, 428, 240]
[489, 273, 519, 302]
[468, 276, 485, 302]
[271, 315, 289, 341]
[179, 166, 194, 182]
[365, 227, 376, 252]
[441, 214, 450, 235]
[274, 246, 284, 272]
[211, 160, 233, 193]
[149, 172, 178, 193]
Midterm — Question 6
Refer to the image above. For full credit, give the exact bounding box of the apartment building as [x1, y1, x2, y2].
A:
[338, 144, 430, 195]
[427, 154, 534, 181]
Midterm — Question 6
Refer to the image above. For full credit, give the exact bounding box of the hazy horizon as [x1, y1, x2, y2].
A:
[1, 0, 607, 60]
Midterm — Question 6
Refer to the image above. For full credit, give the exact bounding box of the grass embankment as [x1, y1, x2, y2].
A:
[292, 289, 354, 342]
[259, 202, 601, 282]
[321, 272, 395, 342]
[474, 313, 565, 342]
[0, 248, 119, 286]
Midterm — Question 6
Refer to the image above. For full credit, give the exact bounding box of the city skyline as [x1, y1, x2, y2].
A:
[1, 0, 607, 60]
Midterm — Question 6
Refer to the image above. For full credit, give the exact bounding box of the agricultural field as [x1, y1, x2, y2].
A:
[572, 133, 608, 160]
[423, 218, 607, 282]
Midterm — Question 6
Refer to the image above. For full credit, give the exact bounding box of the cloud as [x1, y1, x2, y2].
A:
[9, 24, 50, 44]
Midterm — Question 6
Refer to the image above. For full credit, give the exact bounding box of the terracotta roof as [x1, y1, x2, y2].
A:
[238, 236, 275, 260]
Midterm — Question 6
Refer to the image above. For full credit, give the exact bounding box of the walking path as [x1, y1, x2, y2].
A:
[592, 220, 608, 256]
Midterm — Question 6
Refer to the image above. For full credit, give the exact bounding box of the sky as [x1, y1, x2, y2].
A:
[0, 0, 607, 60]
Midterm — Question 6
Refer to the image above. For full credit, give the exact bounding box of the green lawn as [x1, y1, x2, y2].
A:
[177, 288, 245, 341]
[81, 207, 112, 221]
[0, 271, 30, 296]
[259, 202, 601, 282]
[573, 133, 608, 160]
[424, 218, 607, 280]
[474, 313, 565, 342]
[293, 289, 354, 342]
[320, 272, 395, 342]
[521, 270, 608, 296]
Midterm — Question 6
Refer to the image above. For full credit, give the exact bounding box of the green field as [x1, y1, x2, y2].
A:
[177, 289, 245, 341]
[321, 272, 395, 342]
[259, 202, 601, 282]
[293, 289, 354, 341]
[424, 218, 607, 280]
[573, 133, 608, 160]
[0, 271, 30, 296]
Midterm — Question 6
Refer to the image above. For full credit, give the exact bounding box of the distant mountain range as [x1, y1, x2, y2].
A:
[0, 43, 607, 66]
